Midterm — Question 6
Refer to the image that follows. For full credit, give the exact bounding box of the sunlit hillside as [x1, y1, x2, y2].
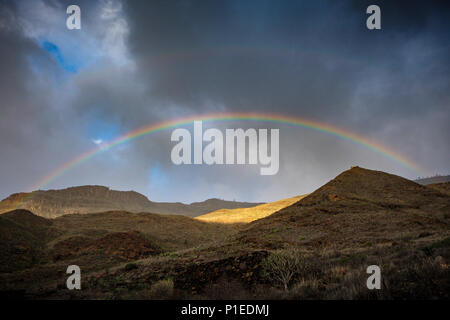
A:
[195, 195, 306, 224]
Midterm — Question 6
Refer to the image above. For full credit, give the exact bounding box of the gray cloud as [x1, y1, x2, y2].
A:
[0, 0, 448, 202]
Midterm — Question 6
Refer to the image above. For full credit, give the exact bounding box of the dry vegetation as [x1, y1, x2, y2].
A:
[427, 182, 450, 196]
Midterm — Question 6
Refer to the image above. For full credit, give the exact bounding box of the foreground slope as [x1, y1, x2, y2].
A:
[0, 185, 261, 218]
[0, 210, 235, 273]
[196, 195, 306, 224]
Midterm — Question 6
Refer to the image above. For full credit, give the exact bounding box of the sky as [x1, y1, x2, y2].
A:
[0, 0, 449, 203]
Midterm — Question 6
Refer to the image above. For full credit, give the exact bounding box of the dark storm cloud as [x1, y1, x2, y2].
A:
[123, 0, 449, 119]
[125, 0, 362, 115]
[0, 3, 63, 193]
[121, 0, 449, 173]
[0, 0, 449, 202]
[60, 0, 450, 201]
[0, 0, 135, 197]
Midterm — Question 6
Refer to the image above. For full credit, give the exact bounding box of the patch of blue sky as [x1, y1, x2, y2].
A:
[39, 40, 80, 73]
[85, 116, 121, 145]
[149, 163, 169, 187]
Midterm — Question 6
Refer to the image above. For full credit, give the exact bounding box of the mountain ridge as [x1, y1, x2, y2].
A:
[0, 185, 262, 218]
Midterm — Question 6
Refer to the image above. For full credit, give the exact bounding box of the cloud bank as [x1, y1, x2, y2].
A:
[0, 0, 449, 202]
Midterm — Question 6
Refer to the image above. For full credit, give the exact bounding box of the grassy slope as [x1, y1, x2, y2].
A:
[195, 195, 306, 224]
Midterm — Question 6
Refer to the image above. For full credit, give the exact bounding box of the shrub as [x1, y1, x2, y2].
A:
[262, 249, 306, 291]
[149, 279, 174, 299]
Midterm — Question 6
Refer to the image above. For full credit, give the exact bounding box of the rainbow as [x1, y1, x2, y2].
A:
[29, 112, 422, 193]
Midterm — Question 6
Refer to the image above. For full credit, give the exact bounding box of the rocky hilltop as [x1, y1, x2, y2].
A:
[0, 185, 261, 218]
